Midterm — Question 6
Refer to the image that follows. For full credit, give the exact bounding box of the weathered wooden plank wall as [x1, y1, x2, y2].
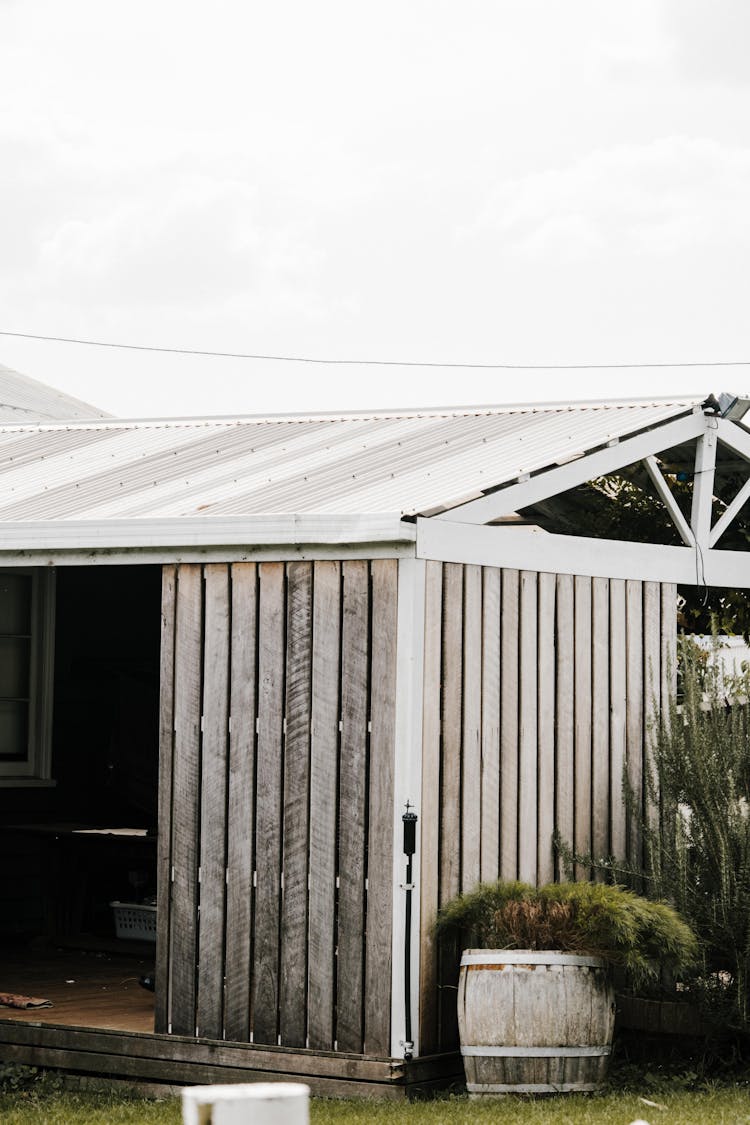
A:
[418, 563, 676, 1054]
[158, 560, 398, 1054]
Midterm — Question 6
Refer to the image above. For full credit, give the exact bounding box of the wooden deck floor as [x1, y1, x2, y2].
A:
[0, 946, 154, 1033]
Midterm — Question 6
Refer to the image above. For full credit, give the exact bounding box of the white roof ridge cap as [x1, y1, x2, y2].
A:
[0, 394, 706, 432]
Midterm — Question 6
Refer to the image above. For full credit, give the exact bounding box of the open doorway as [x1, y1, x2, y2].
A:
[0, 564, 162, 1033]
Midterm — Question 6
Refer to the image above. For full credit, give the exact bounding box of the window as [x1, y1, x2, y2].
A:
[0, 569, 55, 784]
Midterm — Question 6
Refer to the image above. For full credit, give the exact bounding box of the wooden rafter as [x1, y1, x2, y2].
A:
[434, 412, 705, 525]
[641, 455, 695, 548]
[710, 477, 750, 547]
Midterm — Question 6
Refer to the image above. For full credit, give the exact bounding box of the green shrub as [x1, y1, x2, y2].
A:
[435, 879, 697, 990]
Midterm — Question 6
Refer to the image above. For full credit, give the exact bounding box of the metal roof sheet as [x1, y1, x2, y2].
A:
[0, 397, 703, 524]
[0, 363, 110, 422]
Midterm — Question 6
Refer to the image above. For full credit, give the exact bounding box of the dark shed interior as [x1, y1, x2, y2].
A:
[0, 564, 161, 957]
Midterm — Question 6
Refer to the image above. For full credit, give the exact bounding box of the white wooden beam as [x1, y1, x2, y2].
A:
[710, 476, 750, 547]
[417, 517, 750, 588]
[0, 543, 416, 568]
[690, 427, 718, 547]
[0, 513, 416, 552]
[642, 456, 695, 547]
[434, 411, 706, 524]
[715, 417, 750, 462]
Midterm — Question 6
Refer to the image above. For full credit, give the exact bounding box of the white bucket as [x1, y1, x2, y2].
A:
[182, 1082, 310, 1125]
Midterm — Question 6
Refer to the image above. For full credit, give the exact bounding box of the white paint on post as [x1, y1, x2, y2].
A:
[391, 557, 426, 1059]
[691, 427, 718, 547]
[182, 1083, 310, 1125]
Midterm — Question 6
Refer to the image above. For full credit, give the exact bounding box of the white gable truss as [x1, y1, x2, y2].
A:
[418, 409, 750, 587]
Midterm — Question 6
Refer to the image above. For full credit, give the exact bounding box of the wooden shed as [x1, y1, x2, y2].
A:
[1, 390, 749, 1094]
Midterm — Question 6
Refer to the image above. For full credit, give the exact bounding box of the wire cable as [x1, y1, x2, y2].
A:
[1, 329, 749, 370]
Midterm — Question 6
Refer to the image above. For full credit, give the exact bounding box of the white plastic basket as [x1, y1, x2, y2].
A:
[110, 900, 157, 942]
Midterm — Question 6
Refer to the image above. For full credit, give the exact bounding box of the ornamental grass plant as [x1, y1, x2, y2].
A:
[435, 879, 697, 990]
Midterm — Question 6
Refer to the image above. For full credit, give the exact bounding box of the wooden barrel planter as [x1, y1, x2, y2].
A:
[457, 950, 616, 1096]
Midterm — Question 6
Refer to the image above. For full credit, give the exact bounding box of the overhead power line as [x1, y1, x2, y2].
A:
[0, 328, 748, 370]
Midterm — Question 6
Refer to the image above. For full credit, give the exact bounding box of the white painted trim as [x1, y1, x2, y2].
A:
[642, 456, 695, 547]
[710, 476, 750, 547]
[0, 513, 415, 552]
[434, 411, 706, 523]
[390, 558, 426, 1059]
[417, 518, 750, 588]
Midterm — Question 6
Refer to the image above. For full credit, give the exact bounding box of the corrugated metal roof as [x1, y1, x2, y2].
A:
[0, 364, 110, 422]
[0, 396, 704, 524]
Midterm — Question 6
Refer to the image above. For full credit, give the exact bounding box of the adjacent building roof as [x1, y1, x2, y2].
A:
[0, 364, 110, 423]
[0, 396, 704, 523]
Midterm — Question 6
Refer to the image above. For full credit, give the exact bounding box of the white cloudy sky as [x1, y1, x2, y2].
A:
[1, 1, 749, 418]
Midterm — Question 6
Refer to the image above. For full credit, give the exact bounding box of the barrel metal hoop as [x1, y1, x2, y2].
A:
[460, 950, 606, 969]
[467, 1082, 600, 1094]
[461, 1044, 611, 1058]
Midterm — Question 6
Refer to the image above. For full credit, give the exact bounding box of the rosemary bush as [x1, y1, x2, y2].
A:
[435, 879, 696, 990]
[557, 642, 750, 1031]
[640, 644, 750, 1030]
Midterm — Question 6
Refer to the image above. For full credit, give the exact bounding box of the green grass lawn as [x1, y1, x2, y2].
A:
[1, 1085, 750, 1125]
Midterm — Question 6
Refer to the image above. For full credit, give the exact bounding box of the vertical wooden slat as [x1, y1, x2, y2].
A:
[364, 559, 398, 1056]
[170, 564, 203, 1036]
[626, 580, 644, 869]
[659, 582, 677, 877]
[252, 563, 286, 1045]
[500, 569, 520, 881]
[643, 581, 661, 836]
[439, 564, 463, 906]
[609, 580, 627, 862]
[307, 561, 341, 1051]
[536, 572, 556, 885]
[480, 567, 501, 884]
[461, 565, 482, 892]
[574, 575, 592, 878]
[518, 570, 538, 884]
[555, 574, 574, 880]
[336, 560, 370, 1053]
[279, 562, 313, 1048]
[419, 561, 443, 1055]
[224, 563, 257, 1042]
[439, 562, 463, 1047]
[661, 583, 677, 716]
[591, 577, 610, 876]
[196, 564, 230, 1039]
[155, 565, 176, 1034]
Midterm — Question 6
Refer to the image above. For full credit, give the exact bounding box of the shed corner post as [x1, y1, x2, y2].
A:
[390, 557, 427, 1060]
